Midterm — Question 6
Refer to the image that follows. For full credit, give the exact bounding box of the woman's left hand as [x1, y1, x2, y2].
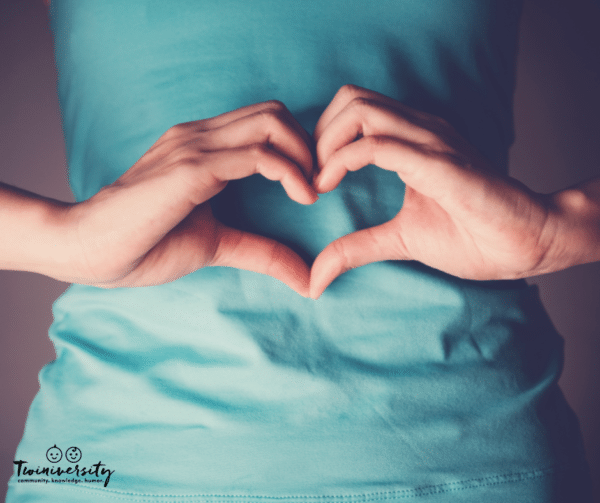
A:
[309, 85, 561, 298]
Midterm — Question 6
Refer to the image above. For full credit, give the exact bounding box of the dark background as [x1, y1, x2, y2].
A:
[1, 0, 599, 500]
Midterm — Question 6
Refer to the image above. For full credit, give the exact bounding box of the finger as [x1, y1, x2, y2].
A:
[175, 101, 314, 178]
[203, 108, 314, 180]
[187, 100, 297, 132]
[213, 225, 311, 297]
[196, 146, 318, 205]
[316, 96, 440, 170]
[315, 135, 406, 193]
[314, 135, 479, 207]
[314, 85, 404, 142]
[309, 219, 409, 299]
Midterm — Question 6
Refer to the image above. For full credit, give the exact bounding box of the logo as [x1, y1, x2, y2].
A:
[14, 445, 115, 487]
[46, 445, 62, 463]
[65, 446, 82, 463]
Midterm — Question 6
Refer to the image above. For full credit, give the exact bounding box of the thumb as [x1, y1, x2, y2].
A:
[213, 225, 311, 297]
[309, 219, 409, 299]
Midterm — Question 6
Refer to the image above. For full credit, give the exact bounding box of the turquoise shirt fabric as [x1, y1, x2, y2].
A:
[7, 0, 593, 501]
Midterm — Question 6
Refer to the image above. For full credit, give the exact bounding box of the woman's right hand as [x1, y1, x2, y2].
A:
[61, 101, 317, 295]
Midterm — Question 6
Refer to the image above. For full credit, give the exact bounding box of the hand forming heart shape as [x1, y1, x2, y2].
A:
[307, 85, 553, 298]
[62, 85, 554, 300]
[62, 100, 316, 292]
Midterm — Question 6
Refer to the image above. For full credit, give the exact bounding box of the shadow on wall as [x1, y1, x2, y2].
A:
[509, 0, 600, 499]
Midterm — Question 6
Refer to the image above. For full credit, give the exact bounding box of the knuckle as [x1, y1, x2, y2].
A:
[170, 142, 197, 164]
[256, 107, 288, 132]
[362, 135, 386, 154]
[347, 96, 373, 115]
[420, 130, 444, 148]
[160, 127, 178, 142]
[337, 84, 363, 102]
[346, 96, 380, 128]
[248, 142, 271, 158]
[265, 241, 285, 276]
[196, 127, 217, 146]
[164, 122, 191, 139]
[262, 99, 287, 112]
[163, 145, 206, 178]
[176, 154, 201, 172]
[330, 239, 351, 273]
[389, 228, 408, 259]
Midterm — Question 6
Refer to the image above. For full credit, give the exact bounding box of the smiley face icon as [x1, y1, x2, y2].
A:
[65, 446, 82, 463]
[46, 445, 62, 463]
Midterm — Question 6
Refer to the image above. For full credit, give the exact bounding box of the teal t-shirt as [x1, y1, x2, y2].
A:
[7, 1, 593, 501]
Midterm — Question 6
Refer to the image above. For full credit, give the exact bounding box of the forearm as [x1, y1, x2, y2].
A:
[0, 182, 78, 282]
[537, 177, 600, 275]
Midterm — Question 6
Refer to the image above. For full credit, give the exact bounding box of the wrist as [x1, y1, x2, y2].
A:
[537, 182, 600, 275]
[0, 184, 80, 282]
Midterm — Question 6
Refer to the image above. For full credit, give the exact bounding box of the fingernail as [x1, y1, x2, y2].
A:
[313, 173, 325, 193]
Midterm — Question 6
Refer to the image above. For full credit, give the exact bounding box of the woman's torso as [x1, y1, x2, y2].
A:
[7, 1, 591, 501]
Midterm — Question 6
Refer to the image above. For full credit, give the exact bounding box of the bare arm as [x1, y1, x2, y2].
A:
[543, 179, 600, 273]
[0, 183, 75, 280]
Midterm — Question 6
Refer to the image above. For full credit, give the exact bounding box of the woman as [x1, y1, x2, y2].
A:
[4, 0, 599, 500]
